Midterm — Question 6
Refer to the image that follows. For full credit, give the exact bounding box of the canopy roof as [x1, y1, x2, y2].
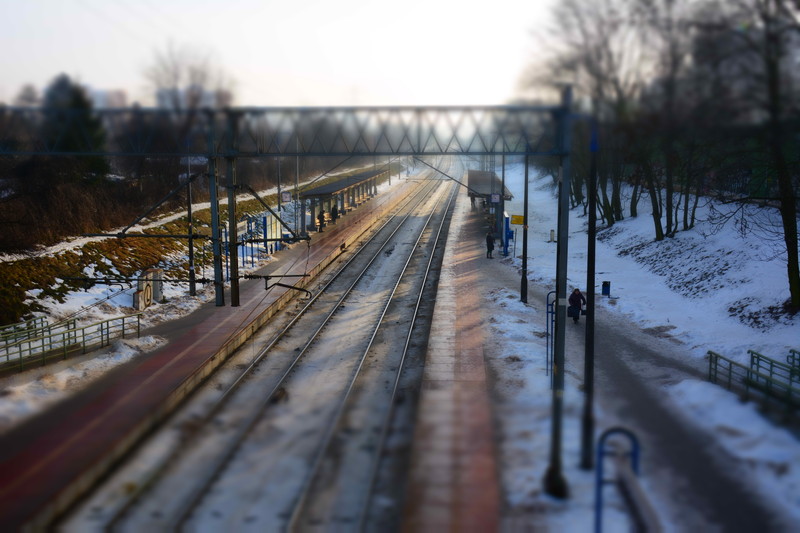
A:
[300, 169, 387, 199]
[466, 170, 513, 200]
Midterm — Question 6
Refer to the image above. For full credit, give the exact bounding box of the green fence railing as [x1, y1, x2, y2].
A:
[0, 316, 51, 345]
[749, 350, 800, 389]
[708, 350, 800, 418]
[787, 349, 800, 369]
[0, 316, 46, 335]
[0, 314, 142, 372]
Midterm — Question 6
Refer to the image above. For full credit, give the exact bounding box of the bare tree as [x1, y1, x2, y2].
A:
[145, 42, 236, 110]
[144, 42, 237, 143]
[13, 84, 39, 106]
[526, 0, 652, 228]
[696, 0, 800, 308]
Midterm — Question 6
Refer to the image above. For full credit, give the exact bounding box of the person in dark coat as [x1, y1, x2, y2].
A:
[568, 288, 586, 323]
[331, 203, 339, 223]
[317, 209, 325, 232]
[485, 231, 495, 259]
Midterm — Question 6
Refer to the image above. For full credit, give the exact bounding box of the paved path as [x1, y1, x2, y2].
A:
[580, 307, 788, 531]
[402, 190, 501, 531]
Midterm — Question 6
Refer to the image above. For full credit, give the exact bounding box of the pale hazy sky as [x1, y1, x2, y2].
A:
[0, 0, 554, 107]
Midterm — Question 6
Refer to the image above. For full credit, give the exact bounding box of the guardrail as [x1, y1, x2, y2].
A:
[545, 290, 556, 386]
[787, 349, 800, 368]
[0, 316, 47, 336]
[0, 314, 142, 373]
[1, 318, 78, 348]
[708, 350, 800, 418]
[595, 427, 662, 533]
[749, 350, 800, 389]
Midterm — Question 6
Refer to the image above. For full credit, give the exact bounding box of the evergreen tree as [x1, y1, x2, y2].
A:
[41, 73, 109, 180]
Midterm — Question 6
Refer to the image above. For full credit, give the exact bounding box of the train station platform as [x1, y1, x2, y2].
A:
[402, 188, 502, 531]
[466, 169, 513, 203]
[300, 168, 390, 231]
[0, 178, 418, 531]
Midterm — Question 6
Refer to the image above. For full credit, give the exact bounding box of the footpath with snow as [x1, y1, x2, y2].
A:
[484, 162, 800, 529]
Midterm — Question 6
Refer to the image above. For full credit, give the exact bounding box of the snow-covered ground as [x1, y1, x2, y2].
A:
[489, 161, 800, 529]
[0, 158, 798, 529]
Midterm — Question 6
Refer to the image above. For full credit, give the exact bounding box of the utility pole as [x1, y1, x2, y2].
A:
[544, 85, 572, 499]
[521, 154, 529, 303]
[581, 118, 599, 469]
[207, 110, 224, 307]
[226, 112, 240, 307]
[187, 173, 196, 296]
[501, 153, 506, 256]
[295, 136, 300, 231]
[277, 155, 282, 211]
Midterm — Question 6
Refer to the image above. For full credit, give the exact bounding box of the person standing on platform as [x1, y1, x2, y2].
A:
[485, 231, 495, 259]
[317, 209, 325, 232]
[331, 203, 339, 223]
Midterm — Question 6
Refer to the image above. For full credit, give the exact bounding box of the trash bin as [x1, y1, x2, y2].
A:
[602, 281, 611, 296]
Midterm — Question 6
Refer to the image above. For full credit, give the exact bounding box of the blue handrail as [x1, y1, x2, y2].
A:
[546, 290, 556, 387]
[595, 427, 640, 533]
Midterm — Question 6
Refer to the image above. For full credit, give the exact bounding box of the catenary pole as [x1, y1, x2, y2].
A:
[501, 153, 506, 256]
[544, 85, 572, 498]
[521, 154, 529, 303]
[581, 118, 599, 469]
[226, 112, 240, 307]
[187, 174, 196, 296]
[207, 110, 224, 306]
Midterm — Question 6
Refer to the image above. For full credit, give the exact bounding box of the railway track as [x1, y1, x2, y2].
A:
[61, 159, 461, 531]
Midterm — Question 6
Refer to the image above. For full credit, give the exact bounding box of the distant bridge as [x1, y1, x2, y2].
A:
[0, 105, 565, 158]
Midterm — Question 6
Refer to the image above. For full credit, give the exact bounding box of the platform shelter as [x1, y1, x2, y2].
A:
[466, 170, 513, 206]
[299, 168, 389, 231]
[466, 169, 514, 253]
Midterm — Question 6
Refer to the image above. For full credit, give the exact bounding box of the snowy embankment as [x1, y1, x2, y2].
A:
[495, 162, 800, 527]
[516, 170, 797, 363]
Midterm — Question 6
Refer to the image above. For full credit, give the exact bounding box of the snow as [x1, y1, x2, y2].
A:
[0, 157, 798, 528]
[490, 161, 800, 528]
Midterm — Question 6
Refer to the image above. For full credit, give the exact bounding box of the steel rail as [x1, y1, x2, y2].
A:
[101, 177, 434, 529]
[356, 170, 460, 531]
[168, 178, 443, 529]
[286, 175, 455, 529]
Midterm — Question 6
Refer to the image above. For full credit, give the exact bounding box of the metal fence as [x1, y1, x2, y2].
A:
[0, 316, 49, 345]
[0, 314, 142, 372]
[787, 349, 800, 368]
[0, 316, 46, 334]
[749, 350, 800, 389]
[708, 350, 800, 418]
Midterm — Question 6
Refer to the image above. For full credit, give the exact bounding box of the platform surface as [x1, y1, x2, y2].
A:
[402, 190, 502, 531]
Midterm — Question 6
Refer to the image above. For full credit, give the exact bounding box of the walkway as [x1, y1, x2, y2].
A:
[402, 190, 501, 531]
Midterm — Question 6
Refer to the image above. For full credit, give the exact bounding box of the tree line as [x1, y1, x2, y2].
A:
[0, 73, 372, 253]
[526, 0, 800, 310]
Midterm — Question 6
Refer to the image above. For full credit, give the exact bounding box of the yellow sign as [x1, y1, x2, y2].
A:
[510, 215, 524, 225]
